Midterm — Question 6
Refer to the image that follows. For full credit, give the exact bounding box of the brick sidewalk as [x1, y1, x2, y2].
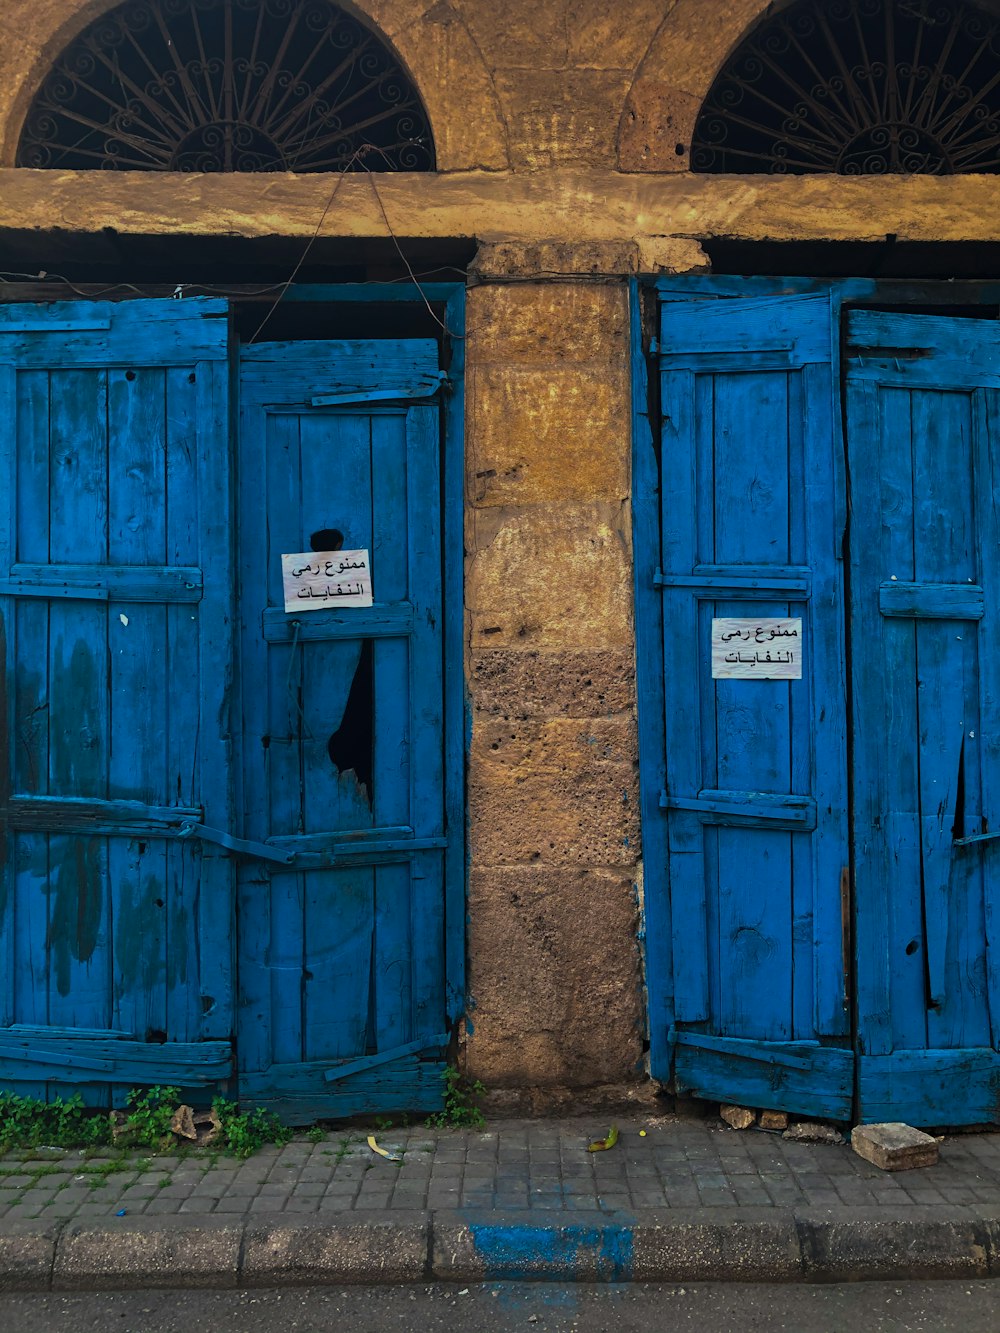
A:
[0, 1116, 997, 1226]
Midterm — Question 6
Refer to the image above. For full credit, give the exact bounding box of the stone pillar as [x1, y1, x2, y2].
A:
[464, 242, 643, 1097]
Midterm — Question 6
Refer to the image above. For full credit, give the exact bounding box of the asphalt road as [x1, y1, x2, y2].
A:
[1, 1281, 998, 1332]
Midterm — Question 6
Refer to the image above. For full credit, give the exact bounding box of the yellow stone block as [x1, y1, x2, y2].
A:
[467, 364, 630, 505]
[466, 502, 633, 650]
[467, 283, 628, 365]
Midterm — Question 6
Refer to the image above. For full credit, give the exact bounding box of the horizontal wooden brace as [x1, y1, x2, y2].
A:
[655, 566, 811, 598]
[310, 372, 447, 406]
[0, 563, 203, 603]
[323, 1032, 450, 1084]
[0, 320, 112, 333]
[262, 603, 414, 642]
[4, 795, 201, 837]
[0, 1032, 232, 1084]
[671, 1030, 821, 1071]
[660, 788, 817, 829]
[879, 580, 984, 620]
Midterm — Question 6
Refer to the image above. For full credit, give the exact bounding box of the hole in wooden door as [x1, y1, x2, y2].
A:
[310, 528, 344, 551]
[327, 639, 374, 807]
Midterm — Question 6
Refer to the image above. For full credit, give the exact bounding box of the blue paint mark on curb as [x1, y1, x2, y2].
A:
[468, 1224, 634, 1282]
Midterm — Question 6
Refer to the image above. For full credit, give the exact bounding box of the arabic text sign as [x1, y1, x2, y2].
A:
[712, 618, 802, 680]
[282, 550, 373, 612]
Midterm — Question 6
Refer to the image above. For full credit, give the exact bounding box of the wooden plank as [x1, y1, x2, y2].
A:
[848, 379, 913, 1056]
[9, 368, 51, 1092]
[194, 357, 235, 1043]
[164, 365, 204, 1043]
[45, 367, 111, 1065]
[262, 603, 413, 642]
[323, 1031, 449, 1083]
[911, 386, 988, 1050]
[979, 390, 1000, 1048]
[712, 361, 793, 1045]
[847, 310, 1000, 390]
[858, 1048, 1000, 1126]
[0, 298, 228, 369]
[5, 796, 200, 834]
[0, 363, 17, 1033]
[0, 565, 201, 601]
[371, 408, 415, 1054]
[663, 293, 833, 362]
[233, 380, 280, 1083]
[801, 354, 850, 1040]
[239, 1056, 444, 1125]
[0, 1034, 231, 1084]
[879, 581, 984, 620]
[298, 408, 373, 1062]
[405, 405, 446, 1041]
[661, 790, 816, 827]
[107, 364, 169, 1043]
[674, 1035, 854, 1119]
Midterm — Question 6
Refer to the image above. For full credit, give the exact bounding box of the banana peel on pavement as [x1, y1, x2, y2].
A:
[367, 1133, 404, 1163]
[586, 1125, 619, 1152]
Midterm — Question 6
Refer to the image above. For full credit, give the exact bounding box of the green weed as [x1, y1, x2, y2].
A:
[426, 1067, 487, 1130]
[210, 1099, 292, 1160]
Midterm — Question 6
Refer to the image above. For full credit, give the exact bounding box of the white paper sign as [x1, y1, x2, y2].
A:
[282, 549, 373, 612]
[712, 618, 802, 680]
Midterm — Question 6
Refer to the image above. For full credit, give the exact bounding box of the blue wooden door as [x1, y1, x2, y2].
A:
[656, 292, 853, 1117]
[236, 340, 449, 1121]
[847, 311, 1000, 1125]
[0, 298, 234, 1096]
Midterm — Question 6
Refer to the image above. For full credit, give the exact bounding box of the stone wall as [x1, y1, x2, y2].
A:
[463, 248, 642, 1089]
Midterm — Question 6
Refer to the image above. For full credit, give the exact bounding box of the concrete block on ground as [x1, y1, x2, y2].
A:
[852, 1123, 940, 1171]
[242, 1213, 428, 1285]
[0, 1221, 58, 1291]
[53, 1217, 241, 1290]
[798, 1207, 989, 1280]
[783, 1122, 844, 1145]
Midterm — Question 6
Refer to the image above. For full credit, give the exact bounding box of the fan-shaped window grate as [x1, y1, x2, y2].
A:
[18, 0, 434, 172]
[692, 0, 1000, 174]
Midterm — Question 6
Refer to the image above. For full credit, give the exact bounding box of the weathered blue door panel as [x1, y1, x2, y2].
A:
[847, 311, 1000, 1125]
[236, 341, 449, 1122]
[656, 292, 851, 1118]
[0, 298, 235, 1100]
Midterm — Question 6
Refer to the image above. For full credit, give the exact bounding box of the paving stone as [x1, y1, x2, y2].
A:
[852, 1123, 940, 1172]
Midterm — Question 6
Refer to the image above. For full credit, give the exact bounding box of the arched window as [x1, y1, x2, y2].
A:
[692, 0, 1000, 174]
[18, 0, 435, 171]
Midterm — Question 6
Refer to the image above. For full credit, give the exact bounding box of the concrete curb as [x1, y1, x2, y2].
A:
[0, 1207, 997, 1291]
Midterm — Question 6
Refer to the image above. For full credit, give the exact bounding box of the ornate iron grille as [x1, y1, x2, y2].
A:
[692, 0, 1000, 173]
[18, 0, 434, 171]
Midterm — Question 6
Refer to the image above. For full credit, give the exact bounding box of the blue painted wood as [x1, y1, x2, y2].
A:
[0, 1033, 231, 1084]
[0, 298, 235, 1101]
[655, 289, 850, 1104]
[239, 1056, 446, 1124]
[236, 339, 449, 1115]
[0, 298, 228, 368]
[673, 1033, 854, 1120]
[858, 1050, 1000, 1127]
[849, 312, 1000, 1124]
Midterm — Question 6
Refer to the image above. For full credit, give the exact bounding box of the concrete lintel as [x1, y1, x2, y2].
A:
[2, 168, 1000, 247]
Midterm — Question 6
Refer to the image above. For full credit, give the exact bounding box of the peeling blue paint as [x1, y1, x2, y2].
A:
[468, 1224, 634, 1282]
